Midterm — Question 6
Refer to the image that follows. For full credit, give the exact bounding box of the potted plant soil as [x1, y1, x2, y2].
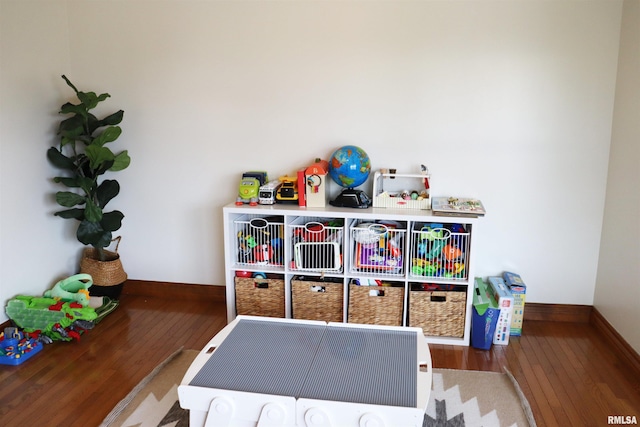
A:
[47, 75, 131, 298]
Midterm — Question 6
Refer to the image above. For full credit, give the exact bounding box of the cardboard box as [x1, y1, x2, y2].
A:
[487, 276, 514, 345]
[503, 271, 526, 336]
[471, 278, 500, 350]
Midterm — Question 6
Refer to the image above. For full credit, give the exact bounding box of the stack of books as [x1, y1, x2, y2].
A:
[431, 197, 486, 217]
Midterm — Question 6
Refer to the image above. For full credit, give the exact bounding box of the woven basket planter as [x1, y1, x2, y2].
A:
[80, 241, 127, 299]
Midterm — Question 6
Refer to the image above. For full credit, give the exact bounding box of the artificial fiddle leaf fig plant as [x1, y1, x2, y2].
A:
[47, 75, 131, 261]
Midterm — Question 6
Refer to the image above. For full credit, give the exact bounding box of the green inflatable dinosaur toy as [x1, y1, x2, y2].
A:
[43, 274, 92, 307]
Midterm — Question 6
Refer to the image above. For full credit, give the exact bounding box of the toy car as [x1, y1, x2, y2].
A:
[242, 171, 268, 186]
[236, 177, 260, 206]
[276, 180, 298, 203]
[258, 180, 282, 205]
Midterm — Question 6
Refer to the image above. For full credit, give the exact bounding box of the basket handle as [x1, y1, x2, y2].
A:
[367, 223, 389, 236]
[420, 226, 450, 241]
[430, 293, 447, 302]
[304, 221, 326, 233]
[112, 236, 122, 254]
[249, 218, 269, 229]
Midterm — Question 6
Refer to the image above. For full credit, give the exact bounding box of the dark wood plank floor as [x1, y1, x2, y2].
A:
[1, 293, 639, 426]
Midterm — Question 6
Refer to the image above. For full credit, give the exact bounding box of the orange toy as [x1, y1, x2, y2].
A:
[443, 244, 462, 261]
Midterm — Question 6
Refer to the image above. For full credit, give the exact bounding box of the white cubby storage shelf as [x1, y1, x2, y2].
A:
[223, 202, 481, 346]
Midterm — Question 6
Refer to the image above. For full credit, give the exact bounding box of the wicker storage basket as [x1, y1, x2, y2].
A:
[409, 289, 466, 337]
[235, 277, 285, 318]
[347, 284, 404, 326]
[80, 248, 127, 287]
[291, 278, 343, 323]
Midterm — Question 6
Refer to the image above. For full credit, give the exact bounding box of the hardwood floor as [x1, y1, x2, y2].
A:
[1, 292, 639, 427]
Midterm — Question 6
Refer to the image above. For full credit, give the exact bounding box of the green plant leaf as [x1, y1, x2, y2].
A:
[101, 210, 124, 232]
[85, 145, 115, 171]
[110, 150, 131, 172]
[54, 208, 84, 220]
[97, 180, 120, 208]
[93, 126, 121, 146]
[77, 220, 111, 248]
[87, 113, 100, 135]
[56, 191, 86, 207]
[54, 176, 94, 193]
[58, 115, 86, 146]
[96, 159, 115, 176]
[61, 75, 79, 94]
[47, 147, 75, 170]
[53, 176, 95, 194]
[77, 91, 110, 110]
[59, 103, 87, 117]
[84, 199, 103, 223]
[99, 110, 124, 126]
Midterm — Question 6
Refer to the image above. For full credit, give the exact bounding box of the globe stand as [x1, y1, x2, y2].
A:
[330, 188, 372, 209]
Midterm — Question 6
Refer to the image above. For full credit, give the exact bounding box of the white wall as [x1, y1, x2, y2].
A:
[0, 1, 82, 316]
[0, 1, 625, 324]
[594, 0, 640, 353]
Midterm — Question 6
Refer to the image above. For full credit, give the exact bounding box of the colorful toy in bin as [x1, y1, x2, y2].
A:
[416, 225, 449, 259]
[443, 244, 462, 261]
[411, 258, 438, 276]
[410, 222, 467, 279]
[0, 327, 43, 365]
[353, 222, 404, 272]
[236, 217, 285, 267]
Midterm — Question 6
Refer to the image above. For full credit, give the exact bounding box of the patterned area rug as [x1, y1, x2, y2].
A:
[100, 349, 536, 427]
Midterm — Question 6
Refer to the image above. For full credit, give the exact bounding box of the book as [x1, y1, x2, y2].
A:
[297, 167, 306, 207]
[431, 197, 486, 217]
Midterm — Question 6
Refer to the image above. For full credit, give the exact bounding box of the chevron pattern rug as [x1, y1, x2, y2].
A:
[100, 349, 536, 427]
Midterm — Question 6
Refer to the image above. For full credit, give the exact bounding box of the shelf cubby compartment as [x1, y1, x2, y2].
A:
[347, 279, 405, 326]
[288, 216, 345, 274]
[291, 275, 344, 323]
[235, 275, 285, 318]
[349, 219, 407, 277]
[408, 222, 471, 281]
[408, 283, 467, 337]
[233, 214, 285, 270]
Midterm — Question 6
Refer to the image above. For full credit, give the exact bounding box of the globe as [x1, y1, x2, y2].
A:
[328, 145, 371, 189]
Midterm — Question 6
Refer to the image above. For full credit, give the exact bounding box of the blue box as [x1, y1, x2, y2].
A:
[471, 278, 500, 350]
[503, 271, 526, 336]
